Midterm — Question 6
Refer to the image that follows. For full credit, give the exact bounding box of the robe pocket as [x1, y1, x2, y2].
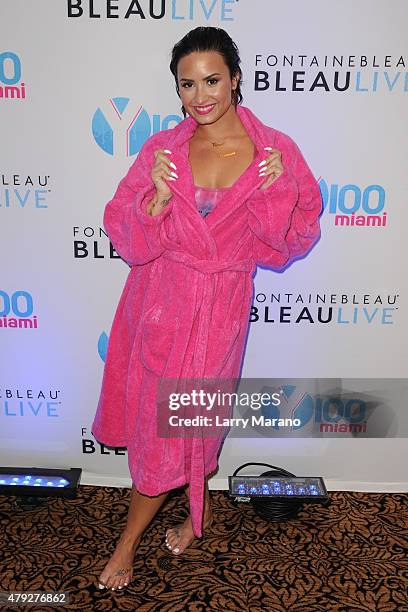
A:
[140, 315, 178, 376]
[205, 320, 241, 378]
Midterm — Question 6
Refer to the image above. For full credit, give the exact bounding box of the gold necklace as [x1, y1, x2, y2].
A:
[209, 139, 238, 158]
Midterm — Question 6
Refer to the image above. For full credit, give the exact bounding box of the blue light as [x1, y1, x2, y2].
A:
[0, 473, 70, 488]
[230, 476, 326, 501]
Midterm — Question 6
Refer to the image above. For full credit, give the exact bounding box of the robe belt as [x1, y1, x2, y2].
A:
[161, 249, 253, 538]
[162, 250, 254, 274]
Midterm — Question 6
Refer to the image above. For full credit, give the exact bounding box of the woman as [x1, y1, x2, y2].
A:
[92, 26, 322, 591]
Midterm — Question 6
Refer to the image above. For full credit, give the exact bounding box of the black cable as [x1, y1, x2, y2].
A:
[232, 462, 305, 522]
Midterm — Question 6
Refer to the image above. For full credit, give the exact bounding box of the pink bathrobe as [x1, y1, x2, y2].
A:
[91, 105, 322, 537]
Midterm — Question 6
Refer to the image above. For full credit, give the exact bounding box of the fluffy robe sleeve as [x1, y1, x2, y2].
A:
[247, 138, 322, 270]
[103, 139, 174, 267]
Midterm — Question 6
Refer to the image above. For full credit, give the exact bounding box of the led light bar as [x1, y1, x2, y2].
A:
[229, 476, 328, 503]
[0, 467, 82, 499]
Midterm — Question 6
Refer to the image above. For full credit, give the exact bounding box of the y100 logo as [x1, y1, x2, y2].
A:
[98, 332, 109, 362]
[261, 386, 367, 434]
[0, 52, 26, 100]
[92, 99, 182, 156]
[68, 0, 235, 21]
[319, 179, 387, 228]
[0, 290, 38, 329]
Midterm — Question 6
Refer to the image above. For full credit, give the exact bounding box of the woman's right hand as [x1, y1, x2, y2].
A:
[151, 149, 178, 199]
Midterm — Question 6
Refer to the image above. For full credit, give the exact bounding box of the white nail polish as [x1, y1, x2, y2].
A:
[174, 547, 179, 553]
[170, 171, 178, 178]
[164, 149, 172, 154]
[169, 161, 177, 170]
[264, 146, 273, 150]
[259, 171, 267, 176]
[258, 160, 267, 167]
[168, 177, 176, 181]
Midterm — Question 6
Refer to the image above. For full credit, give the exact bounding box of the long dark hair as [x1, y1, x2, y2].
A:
[169, 27, 243, 118]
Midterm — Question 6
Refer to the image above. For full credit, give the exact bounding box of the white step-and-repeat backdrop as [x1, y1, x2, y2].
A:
[1, 1, 407, 491]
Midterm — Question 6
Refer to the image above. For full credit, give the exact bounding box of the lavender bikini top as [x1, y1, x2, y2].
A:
[194, 185, 229, 218]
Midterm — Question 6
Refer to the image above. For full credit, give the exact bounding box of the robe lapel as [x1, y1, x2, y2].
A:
[165, 105, 277, 238]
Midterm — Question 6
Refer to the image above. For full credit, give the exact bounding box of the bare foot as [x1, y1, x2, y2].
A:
[165, 512, 213, 556]
[98, 532, 141, 591]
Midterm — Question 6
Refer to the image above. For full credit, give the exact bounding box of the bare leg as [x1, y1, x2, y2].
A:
[98, 485, 169, 591]
[165, 476, 213, 555]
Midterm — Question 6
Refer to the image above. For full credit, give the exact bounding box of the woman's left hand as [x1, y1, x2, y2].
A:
[258, 146, 284, 190]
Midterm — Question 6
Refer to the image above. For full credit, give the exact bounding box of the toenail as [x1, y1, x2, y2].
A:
[174, 547, 179, 553]
[98, 584, 106, 590]
[118, 586, 123, 590]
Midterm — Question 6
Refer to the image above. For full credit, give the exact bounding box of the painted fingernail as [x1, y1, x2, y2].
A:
[170, 171, 178, 178]
[258, 159, 267, 167]
[259, 171, 267, 176]
[264, 146, 273, 150]
[169, 161, 177, 170]
[168, 176, 176, 181]
[164, 149, 172, 154]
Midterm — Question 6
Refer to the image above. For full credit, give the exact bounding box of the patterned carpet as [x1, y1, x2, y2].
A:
[0, 485, 407, 611]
